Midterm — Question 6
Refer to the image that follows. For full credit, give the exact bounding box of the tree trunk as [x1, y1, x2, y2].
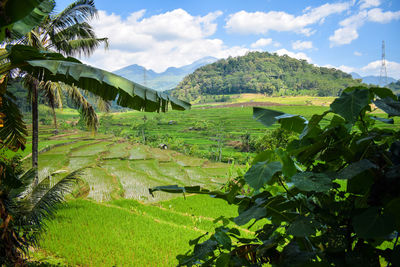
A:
[32, 82, 39, 185]
[52, 108, 58, 134]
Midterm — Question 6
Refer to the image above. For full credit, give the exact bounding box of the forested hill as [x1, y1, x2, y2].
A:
[170, 51, 363, 101]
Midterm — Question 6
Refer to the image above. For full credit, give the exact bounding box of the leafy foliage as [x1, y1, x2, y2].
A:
[171, 51, 363, 101]
[0, 155, 78, 265]
[151, 86, 400, 266]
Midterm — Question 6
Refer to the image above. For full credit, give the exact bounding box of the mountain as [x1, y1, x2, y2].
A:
[113, 57, 218, 91]
[350, 72, 396, 86]
[170, 51, 363, 101]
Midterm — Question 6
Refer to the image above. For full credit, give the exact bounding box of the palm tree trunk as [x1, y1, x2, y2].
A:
[32, 82, 39, 185]
[52, 108, 58, 134]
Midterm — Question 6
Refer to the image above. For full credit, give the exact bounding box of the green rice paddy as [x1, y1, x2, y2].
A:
[5, 98, 397, 266]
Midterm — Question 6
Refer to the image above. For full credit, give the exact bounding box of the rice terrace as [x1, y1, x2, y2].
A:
[1, 0, 400, 266]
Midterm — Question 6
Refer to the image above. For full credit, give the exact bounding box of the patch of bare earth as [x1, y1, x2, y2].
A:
[194, 101, 286, 109]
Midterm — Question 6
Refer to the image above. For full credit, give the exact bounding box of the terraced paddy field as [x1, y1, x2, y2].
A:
[7, 130, 242, 265]
[4, 99, 397, 265]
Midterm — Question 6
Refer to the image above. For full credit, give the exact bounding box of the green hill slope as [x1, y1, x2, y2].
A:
[170, 51, 363, 101]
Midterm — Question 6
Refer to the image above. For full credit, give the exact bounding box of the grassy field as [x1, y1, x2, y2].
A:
[3, 96, 397, 265]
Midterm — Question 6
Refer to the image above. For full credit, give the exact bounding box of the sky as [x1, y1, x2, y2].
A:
[55, 0, 400, 79]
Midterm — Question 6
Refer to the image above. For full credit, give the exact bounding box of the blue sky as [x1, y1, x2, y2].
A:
[56, 0, 400, 79]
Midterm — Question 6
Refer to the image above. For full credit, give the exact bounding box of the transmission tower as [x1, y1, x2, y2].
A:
[379, 40, 388, 86]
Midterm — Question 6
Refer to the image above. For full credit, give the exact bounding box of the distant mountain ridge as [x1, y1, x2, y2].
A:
[350, 72, 397, 86]
[113, 57, 218, 91]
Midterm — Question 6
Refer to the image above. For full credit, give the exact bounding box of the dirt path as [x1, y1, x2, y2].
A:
[194, 101, 286, 109]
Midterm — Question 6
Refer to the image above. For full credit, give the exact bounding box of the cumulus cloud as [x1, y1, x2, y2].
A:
[368, 8, 400, 23]
[292, 40, 313, 50]
[360, 60, 400, 79]
[275, 49, 312, 62]
[359, 0, 381, 10]
[323, 64, 356, 73]
[329, 8, 400, 47]
[81, 9, 250, 72]
[250, 38, 272, 48]
[354, 51, 362, 56]
[225, 2, 349, 35]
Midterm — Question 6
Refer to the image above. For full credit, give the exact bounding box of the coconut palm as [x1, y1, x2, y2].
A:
[0, 155, 79, 265]
[17, 0, 109, 184]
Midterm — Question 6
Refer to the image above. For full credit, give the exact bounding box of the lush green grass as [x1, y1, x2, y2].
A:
[39, 199, 201, 266]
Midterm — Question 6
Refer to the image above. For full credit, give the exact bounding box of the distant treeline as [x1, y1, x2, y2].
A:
[170, 51, 363, 101]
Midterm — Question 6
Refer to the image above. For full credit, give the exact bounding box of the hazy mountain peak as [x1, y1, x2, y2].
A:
[113, 57, 218, 91]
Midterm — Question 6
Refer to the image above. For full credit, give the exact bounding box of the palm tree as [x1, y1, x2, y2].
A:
[0, 154, 79, 265]
[16, 0, 109, 184]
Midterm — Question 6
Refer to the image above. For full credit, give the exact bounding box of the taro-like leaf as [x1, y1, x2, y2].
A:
[253, 107, 285, 127]
[330, 89, 370, 124]
[214, 230, 232, 250]
[287, 216, 316, 237]
[275, 149, 297, 178]
[277, 115, 308, 133]
[371, 87, 397, 100]
[234, 205, 266, 226]
[337, 159, 378, 180]
[244, 161, 282, 190]
[385, 198, 400, 231]
[216, 253, 231, 267]
[374, 97, 400, 117]
[291, 172, 332, 192]
[352, 207, 396, 239]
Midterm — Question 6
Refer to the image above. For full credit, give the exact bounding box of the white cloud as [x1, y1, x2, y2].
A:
[354, 51, 362, 56]
[359, 0, 381, 10]
[360, 60, 400, 79]
[323, 64, 356, 73]
[329, 27, 359, 46]
[292, 40, 313, 50]
[225, 2, 350, 35]
[368, 8, 400, 23]
[250, 38, 272, 48]
[275, 49, 312, 62]
[81, 9, 250, 72]
[329, 7, 400, 47]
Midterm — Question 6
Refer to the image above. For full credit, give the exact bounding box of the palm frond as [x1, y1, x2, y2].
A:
[0, 91, 27, 151]
[96, 97, 111, 112]
[61, 37, 108, 57]
[64, 84, 98, 130]
[50, 0, 97, 30]
[40, 80, 63, 110]
[18, 170, 80, 230]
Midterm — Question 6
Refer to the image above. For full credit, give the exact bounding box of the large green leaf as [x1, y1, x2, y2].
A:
[371, 87, 397, 100]
[275, 149, 297, 178]
[234, 205, 266, 226]
[330, 89, 370, 124]
[244, 161, 282, 190]
[277, 115, 307, 133]
[374, 97, 400, 117]
[6, 45, 190, 112]
[291, 172, 332, 192]
[352, 207, 396, 239]
[287, 216, 316, 237]
[253, 107, 285, 126]
[337, 159, 377, 180]
[0, 0, 54, 41]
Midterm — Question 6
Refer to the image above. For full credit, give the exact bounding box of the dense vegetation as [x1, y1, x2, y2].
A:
[171, 51, 363, 101]
[388, 80, 400, 94]
[153, 86, 400, 266]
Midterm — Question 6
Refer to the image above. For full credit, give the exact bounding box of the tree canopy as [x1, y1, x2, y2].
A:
[171, 51, 363, 101]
